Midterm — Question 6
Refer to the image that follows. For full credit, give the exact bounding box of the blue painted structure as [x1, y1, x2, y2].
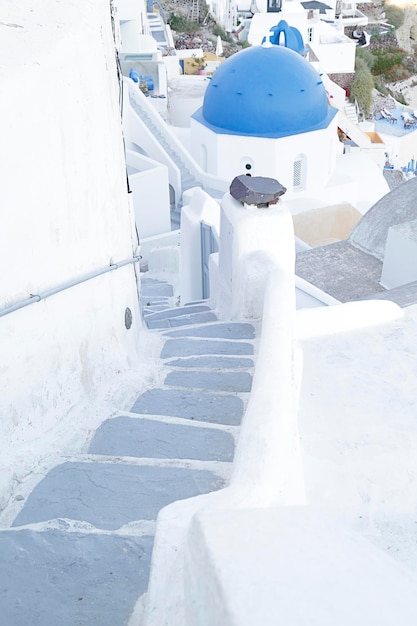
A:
[262, 19, 306, 55]
[193, 45, 337, 138]
[129, 69, 154, 90]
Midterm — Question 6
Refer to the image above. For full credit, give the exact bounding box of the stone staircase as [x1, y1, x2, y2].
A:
[344, 99, 359, 124]
[0, 277, 256, 625]
[129, 94, 199, 187]
[128, 91, 224, 230]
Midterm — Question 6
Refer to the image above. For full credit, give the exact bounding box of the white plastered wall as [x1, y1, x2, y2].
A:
[126, 149, 171, 238]
[180, 187, 221, 304]
[0, 0, 142, 505]
[190, 115, 339, 198]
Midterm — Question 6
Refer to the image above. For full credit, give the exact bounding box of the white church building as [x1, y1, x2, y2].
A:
[182, 25, 389, 219]
[190, 40, 339, 197]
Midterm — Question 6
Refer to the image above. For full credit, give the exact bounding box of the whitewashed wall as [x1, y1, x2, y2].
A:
[310, 38, 356, 74]
[126, 149, 171, 238]
[180, 187, 221, 304]
[0, 0, 141, 505]
[190, 118, 339, 199]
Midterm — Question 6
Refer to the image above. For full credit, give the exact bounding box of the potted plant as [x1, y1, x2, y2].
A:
[190, 56, 207, 75]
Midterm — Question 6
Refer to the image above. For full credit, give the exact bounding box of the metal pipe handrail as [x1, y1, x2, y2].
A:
[0, 255, 141, 318]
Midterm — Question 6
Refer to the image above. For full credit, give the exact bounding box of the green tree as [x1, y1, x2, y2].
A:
[351, 62, 374, 117]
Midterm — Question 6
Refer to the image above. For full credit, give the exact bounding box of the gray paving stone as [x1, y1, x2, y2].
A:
[168, 311, 217, 326]
[143, 305, 171, 315]
[146, 311, 217, 329]
[145, 305, 211, 321]
[12, 463, 225, 530]
[142, 296, 171, 305]
[141, 277, 164, 284]
[160, 338, 254, 358]
[146, 318, 171, 329]
[131, 388, 243, 425]
[165, 370, 252, 392]
[0, 529, 153, 626]
[164, 322, 255, 339]
[165, 355, 254, 369]
[89, 416, 234, 461]
[141, 283, 173, 297]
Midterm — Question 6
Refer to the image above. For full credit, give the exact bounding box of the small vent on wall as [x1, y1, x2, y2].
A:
[293, 159, 302, 188]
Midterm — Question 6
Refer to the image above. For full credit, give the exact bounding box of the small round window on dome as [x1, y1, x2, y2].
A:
[245, 163, 252, 170]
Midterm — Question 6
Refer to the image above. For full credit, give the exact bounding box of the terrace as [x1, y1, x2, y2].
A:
[374, 106, 417, 138]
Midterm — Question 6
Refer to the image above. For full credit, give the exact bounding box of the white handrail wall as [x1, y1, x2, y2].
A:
[141, 194, 406, 626]
[142, 195, 304, 625]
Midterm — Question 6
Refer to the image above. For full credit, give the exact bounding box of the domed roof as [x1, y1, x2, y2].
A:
[193, 44, 337, 138]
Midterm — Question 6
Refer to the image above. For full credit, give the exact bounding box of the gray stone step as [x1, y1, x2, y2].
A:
[164, 370, 252, 392]
[142, 296, 172, 309]
[12, 462, 225, 530]
[88, 416, 235, 462]
[141, 277, 166, 284]
[143, 304, 172, 315]
[165, 355, 254, 369]
[130, 388, 244, 425]
[146, 311, 217, 329]
[161, 338, 254, 358]
[141, 282, 173, 297]
[0, 529, 153, 626]
[145, 304, 211, 321]
[164, 322, 255, 339]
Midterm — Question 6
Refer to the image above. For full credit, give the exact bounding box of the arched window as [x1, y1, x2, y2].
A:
[293, 154, 306, 190]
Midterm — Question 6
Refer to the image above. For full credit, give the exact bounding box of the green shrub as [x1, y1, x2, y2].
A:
[374, 78, 389, 95]
[212, 24, 234, 43]
[395, 91, 408, 105]
[350, 65, 374, 117]
[167, 13, 200, 32]
[370, 27, 382, 41]
[356, 46, 375, 71]
[384, 5, 405, 29]
[371, 47, 407, 78]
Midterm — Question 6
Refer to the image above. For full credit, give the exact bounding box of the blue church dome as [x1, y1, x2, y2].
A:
[193, 44, 337, 138]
